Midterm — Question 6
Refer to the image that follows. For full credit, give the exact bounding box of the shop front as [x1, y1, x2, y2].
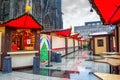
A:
[90, 32, 113, 55]
[0, 13, 43, 69]
[0, 24, 4, 70]
[89, 0, 119, 52]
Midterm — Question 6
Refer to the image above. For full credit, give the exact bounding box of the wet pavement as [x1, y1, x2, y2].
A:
[0, 49, 110, 80]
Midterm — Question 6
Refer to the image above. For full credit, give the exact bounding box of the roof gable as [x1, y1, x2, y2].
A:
[4, 13, 43, 29]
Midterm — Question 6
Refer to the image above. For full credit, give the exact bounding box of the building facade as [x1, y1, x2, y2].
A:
[74, 21, 115, 38]
[0, 0, 63, 30]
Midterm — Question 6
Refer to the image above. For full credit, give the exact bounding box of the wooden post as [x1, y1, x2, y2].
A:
[73, 39, 75, 52]
[65, 37, 68, 55]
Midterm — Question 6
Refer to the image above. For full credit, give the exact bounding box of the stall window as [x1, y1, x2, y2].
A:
[97, 39, 103, 47]
[11, 29, 35, 51]
[0, 32, 1, 68]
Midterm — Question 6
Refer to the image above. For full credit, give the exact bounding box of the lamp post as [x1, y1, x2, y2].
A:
[90, 7, 93, 12]
[46, 49, 53, 67]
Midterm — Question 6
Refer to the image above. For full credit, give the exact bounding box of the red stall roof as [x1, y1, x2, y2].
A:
[0, 23, 4, 27]
[89, 0, 120, 25]
[4, 13, 43, 29]
[77, 36, 83, 40]
[41, 28, 71, 37]
[70, 33, 79, 39]
[54, 28, 71, 37]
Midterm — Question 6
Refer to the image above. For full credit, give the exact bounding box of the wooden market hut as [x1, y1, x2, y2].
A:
[0, 13, 43, 70]
[89, 31, 115, 55]
[40, 28, 80, 61]
[52, 28, 72, 56]
[41, 29, 71, 57]
[70, 33, 81, 51]
[89, 0, 120, 52]
[52, 29, 80, 56]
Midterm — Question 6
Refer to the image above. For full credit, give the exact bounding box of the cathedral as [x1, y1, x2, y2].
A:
[0, 0, 63, 30]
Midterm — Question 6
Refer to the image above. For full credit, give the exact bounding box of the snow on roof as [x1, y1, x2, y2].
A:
[89, 32, 109, 36]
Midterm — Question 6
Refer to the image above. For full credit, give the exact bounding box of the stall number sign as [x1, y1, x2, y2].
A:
[27, 39, 31, 44]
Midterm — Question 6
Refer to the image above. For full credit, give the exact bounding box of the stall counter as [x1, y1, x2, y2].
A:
[7, 50, 39, 68]
[0, 52, 2, 54]
[7, 50, 39, 55]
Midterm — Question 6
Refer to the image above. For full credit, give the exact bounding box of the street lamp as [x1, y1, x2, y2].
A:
[90, 7, 93, 12]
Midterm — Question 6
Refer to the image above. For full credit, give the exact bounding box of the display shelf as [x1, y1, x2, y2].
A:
[0, 52, 2, 54]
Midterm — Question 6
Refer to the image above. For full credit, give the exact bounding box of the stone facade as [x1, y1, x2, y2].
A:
[0, 0, 63, 30]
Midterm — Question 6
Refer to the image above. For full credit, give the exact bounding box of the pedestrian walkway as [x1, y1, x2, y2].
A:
[0, 71, 67, 80]
[0, 49, 110, 80]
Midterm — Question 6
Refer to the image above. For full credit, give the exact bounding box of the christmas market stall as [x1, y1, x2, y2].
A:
[89, 0, 119, 52]
[40, 29, 71, 63]
[40, 28, 80, 63]
[70, 33, 80, 52]
[51, 29, 69, 56]
[52, 28, 77, 56]
[89, 31, 115, 55]
[0, 24, 4, 70]
[40, 28, 71, 59]
[0, 13, 43, 69]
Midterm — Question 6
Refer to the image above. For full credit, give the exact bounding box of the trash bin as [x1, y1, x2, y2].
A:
[55, 54, 62, 63]
[33, 56, 40, 74]
[51, 52, 57, 62]
[2, 56, 12, 73]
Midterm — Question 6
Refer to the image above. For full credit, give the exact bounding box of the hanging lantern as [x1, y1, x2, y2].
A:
[25, 5, 31, 13]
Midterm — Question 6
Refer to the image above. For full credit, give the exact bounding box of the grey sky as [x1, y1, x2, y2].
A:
[62, 0, 100, 29]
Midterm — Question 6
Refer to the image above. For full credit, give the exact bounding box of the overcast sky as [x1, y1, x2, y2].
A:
[62, 0, 100, 29]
